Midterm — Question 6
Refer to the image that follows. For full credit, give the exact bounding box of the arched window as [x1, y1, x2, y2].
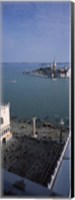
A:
[0, 117, 4, 124]
[2, 138, 6, 144]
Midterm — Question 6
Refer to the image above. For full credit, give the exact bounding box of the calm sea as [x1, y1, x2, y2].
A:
[2, 63, 69, 125]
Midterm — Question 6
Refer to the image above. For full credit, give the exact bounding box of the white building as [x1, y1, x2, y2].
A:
[60, 73, 66, 78]
[66, 68, 71, 78]
[0, 103, 12, 144]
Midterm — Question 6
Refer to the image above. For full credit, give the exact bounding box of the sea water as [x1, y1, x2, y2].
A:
[2, 63, 69, 125]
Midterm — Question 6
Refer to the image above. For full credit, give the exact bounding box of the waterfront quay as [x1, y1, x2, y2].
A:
[2, 119, 68, 187]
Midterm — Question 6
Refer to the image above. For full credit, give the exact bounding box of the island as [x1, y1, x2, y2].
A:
[22, 61, 71, 79]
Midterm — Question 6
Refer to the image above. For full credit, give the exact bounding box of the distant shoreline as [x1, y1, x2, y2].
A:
[23, 72, 69, 79]
[2, 62, 69, 65]
[22, 64, 70, 79]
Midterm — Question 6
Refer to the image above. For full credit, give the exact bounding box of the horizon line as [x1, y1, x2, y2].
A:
[2, 61, 70, 64]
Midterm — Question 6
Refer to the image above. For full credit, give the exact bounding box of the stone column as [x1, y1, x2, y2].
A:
[32, 117, 36, 137]
[59, 118, 64, 143]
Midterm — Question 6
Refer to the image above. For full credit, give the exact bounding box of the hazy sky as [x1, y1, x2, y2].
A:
[2, 2, 71, 63]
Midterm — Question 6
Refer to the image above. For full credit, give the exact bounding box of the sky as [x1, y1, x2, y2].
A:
[2, 2, 71, 63]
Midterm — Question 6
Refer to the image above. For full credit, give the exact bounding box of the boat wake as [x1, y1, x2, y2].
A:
[6, 80, 16, 83]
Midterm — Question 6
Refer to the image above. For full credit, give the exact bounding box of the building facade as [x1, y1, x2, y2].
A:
[0, 103, 12, 144]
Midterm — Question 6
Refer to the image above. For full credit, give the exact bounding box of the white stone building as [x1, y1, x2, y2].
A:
[66, 68, 71, 78]
[0, 103, 12, 144]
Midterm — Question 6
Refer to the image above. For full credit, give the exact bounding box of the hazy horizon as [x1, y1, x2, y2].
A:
[2, 61, 69, 64]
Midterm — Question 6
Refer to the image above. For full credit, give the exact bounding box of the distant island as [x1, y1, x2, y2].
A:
[22, 60, 71, 79]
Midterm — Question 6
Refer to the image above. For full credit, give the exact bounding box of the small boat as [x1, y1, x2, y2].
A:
[9, 80, 16, 83]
